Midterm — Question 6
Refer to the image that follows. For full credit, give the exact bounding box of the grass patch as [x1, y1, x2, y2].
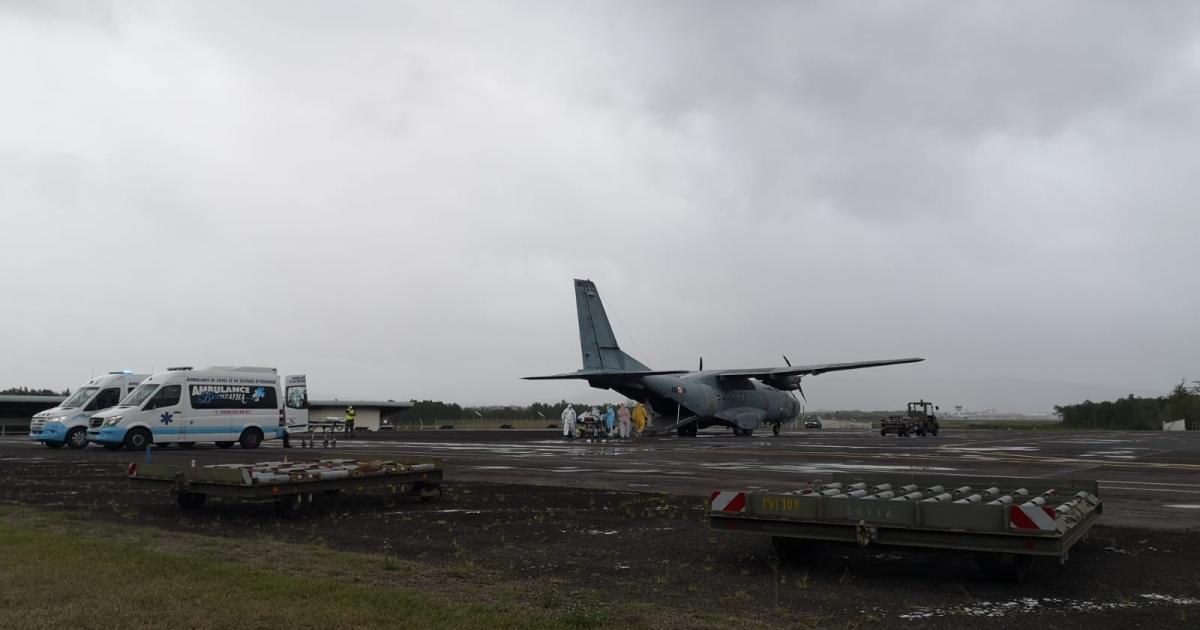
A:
[0, 511, 595, 630]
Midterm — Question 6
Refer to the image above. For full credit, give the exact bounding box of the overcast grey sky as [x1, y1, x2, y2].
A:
[2, 1, 1198, 412]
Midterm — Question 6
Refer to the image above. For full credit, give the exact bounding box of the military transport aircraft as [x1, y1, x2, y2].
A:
[525, 279, 923, 436]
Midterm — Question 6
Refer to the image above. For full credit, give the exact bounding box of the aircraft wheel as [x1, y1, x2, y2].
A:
[772, 423, 781, 436]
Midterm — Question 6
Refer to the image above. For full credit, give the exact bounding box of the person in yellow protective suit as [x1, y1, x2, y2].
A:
[344, 405, 356, 435]
[631, 401, 648, 437]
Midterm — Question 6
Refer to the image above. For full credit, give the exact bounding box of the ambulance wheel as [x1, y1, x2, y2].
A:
[124, 428, 151, 450]
[215, 441, 234, 449]
[239, 428, 263, 450]
[177, 492, 207, 510]
[66, 427, 88, 449]
[45, 441, 65, 449]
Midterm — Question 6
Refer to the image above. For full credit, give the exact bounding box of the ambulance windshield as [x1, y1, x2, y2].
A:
[61, 387, 99, 409]
[119, 383, 158, 408]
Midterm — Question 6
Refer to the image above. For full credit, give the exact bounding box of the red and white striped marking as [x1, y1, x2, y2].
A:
[1010, 504, 1058, 530]
[710, 490, 747, 513]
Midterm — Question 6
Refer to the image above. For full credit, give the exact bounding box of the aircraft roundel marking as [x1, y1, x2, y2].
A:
[674, 385, 686, 394]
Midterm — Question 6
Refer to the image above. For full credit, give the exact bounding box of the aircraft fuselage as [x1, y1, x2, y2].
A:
[598, 372, 801, 433]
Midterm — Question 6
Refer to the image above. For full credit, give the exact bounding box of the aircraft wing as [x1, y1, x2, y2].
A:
[523, 369, 689, 381]
[712, 357, 923, 380]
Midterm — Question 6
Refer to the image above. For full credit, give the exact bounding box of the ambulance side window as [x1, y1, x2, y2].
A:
[85, 388, 122, 411]
[145, 385, 181, 410]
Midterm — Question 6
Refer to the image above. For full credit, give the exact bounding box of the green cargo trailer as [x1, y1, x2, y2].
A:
[707, 473, 1101, 580]
[129, 457, 444, 517]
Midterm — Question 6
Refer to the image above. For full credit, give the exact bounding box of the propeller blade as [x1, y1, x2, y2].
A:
[699, 356, 703, 371]
[783, 354, 791, 367]
[797, 382, 807, 402]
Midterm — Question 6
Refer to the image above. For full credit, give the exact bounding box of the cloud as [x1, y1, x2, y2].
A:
[1, 1, 1197, 412]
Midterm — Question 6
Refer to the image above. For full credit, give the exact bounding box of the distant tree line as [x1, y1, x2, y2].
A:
[402, 400, 616, 423]
[1054, 381, 1200, 430]
[0, 387, 68, 396]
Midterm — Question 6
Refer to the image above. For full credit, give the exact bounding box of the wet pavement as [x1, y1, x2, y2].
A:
[5, 427, 1199, 529]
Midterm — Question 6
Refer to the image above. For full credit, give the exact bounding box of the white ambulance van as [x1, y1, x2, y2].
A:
[29, 371, 148, 449]
[86, 367, 308, 450]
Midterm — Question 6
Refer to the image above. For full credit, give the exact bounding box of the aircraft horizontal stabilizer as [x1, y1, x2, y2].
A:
[523, 369, 689, 381]
[713, 357, 924, 380]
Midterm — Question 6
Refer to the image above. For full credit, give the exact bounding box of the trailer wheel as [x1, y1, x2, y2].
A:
[177, 492, 207, 510]
[419, 485, 443, 503]
[239, 428, 263, 450]
[274, 495, 302, 519]
[931, 427, 939, 436]
[975, 553, 1034, 582]
[66, 427, 88, 449]
[124, 428, 151, 450]
[215, 441, 234, 449]
[771, 536, 814, 567]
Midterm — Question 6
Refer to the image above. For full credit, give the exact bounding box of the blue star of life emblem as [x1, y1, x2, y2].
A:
[160, 412, 174, 425]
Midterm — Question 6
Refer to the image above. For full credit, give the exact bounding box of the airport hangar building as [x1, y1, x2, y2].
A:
[0, 395, 414, 432]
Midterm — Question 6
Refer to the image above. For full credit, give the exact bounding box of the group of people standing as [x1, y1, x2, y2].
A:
[560, 402, 648, 439]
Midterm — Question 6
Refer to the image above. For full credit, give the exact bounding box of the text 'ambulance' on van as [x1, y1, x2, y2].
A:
[86, 367, 308, 450]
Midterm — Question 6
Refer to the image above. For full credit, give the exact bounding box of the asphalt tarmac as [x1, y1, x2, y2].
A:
[4, 427, 1198, 529]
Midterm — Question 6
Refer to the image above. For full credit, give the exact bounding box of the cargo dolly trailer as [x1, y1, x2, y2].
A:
[129, 458, 444, 517]
[707, 474, 1101, 580]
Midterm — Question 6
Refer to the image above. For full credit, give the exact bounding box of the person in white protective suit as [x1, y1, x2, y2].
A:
[617, 403, 632, 438]
[561, 404, 577, 438]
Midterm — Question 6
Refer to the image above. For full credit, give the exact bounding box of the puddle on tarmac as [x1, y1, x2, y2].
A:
[946, 446, 1039, 452]
[698, 461, 957, 474]
[894, 593, 1200, 620]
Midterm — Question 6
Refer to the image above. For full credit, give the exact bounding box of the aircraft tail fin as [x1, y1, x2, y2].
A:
[575, 279, 650, 372]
